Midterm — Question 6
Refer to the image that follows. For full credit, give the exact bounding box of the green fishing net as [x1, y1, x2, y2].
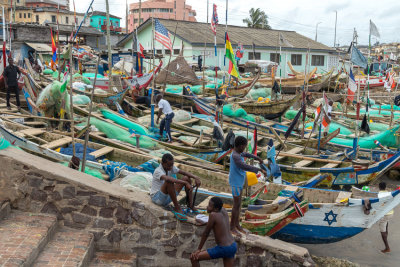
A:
[87, 117, 157, 149]
[222, 104, 256, 122]
[60, 162, 104, 179]
[166, 87, 183, 94]
[285, 109, 308, 121]
[0, 137, 11, 150]
[304, 122, 352, 136]
[248, 88, 271, 100]
[372, 104, 400, 111]
[330, 125, 400, 149]
[36, 81, 71, 118]
[73, 95, 91, 105]
[43, 69, 54, 75]
[100, 108, 149, 135]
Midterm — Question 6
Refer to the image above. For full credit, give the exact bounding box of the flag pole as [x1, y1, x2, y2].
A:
[202, 0, 208, 93]
[223, 0, 228, 84]
[150, 16, 155, 128]
[68, 44, 76, 156]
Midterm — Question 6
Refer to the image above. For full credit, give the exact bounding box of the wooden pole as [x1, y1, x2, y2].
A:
[202, 0, 209, 92]
[68, 44, 76, 156]
[0, 111, 76, 122]
[389, 78, 399, 128]
[81, 56, 100, 172]
[105, 0, 112, 90]
[162, 22, 179, 92]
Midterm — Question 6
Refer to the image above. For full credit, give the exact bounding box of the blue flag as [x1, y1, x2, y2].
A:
[351, 44, 367, 69]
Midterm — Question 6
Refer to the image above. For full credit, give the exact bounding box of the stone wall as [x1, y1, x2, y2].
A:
[0, 148, 314, 266]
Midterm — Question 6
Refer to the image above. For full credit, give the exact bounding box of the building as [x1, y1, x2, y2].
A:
[25, 0, 68, 10]
[89, 11, 122, 33]
[13, 6, 89, 27]
[117, 19, 338, 76]
[0, 0, 25, 23]
[128, 0, 196, 32]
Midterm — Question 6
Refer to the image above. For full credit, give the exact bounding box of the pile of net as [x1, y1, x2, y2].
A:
[173, 110, 191, 122]
[36, 81, 71, 118]
[372, 104, 400, 111]
[86, 117, 157, 149]
[330, 125, 400, 149]
[100, 108, 149, 135]
[156, 56, 201, 85]
[247, 88, 271, 100]
[120, 172, 153, 192]
[43, 69, 54, 75]
[0, 134, 11, 150]
[284, 109, 308, 121]
[72, 95, 91, 105]
[192, 125, 211, 132]
[59, 143, 98, 162]
[60, 162, 104, 180]
[223, 104, 256, 122]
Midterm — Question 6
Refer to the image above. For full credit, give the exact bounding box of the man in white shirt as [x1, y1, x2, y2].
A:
[150, 153, 201, 220]
[378, 182, 394, 253]
[156, 94, 174, 143]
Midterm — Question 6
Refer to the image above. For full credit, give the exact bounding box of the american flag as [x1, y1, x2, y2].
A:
[210, 4, 218, 35]
[154, 19, 173, 51]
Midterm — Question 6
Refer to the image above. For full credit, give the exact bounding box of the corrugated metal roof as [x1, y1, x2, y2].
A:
[25, 42, 52, 52]
[136, 19, 334, 52]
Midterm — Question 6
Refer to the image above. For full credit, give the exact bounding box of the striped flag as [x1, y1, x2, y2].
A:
[315, 104, 331, 128]
[154, 19, 173, 51]
[250, 127, 257, 155]
[210, 3, 218, 35]
[225, 33, 239, 78]
[347, 69, 357, 102]
[50, 29, 57, 70]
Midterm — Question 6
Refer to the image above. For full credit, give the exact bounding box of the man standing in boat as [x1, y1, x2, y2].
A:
[3, 57, 21, 111]
[230, 136, 266, 236]
[156, 94, 174, 143]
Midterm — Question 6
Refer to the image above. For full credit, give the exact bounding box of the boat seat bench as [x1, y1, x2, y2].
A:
[40, 137, 72, 149]
[90, 146, 114, 158]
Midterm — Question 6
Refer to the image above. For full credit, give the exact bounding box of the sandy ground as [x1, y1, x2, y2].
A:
[301, 177, 400, 267]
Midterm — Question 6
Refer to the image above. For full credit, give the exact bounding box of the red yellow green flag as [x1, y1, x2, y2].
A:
[225, 33, 239, 78]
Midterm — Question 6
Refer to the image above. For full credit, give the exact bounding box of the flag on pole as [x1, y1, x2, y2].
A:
[250, 127, 258, 155]
[350, 43, 367, 69]
[361, 114, 370, 134]
[314, 103, 331, 128]
[370, 20, 380, 38]
[154, 19, 173, 51]
[285, 104, 304, 139]
[225, 33, 239, 78]
[347, 69, 357, 102]
[50, 29, 57, 70]
[210, 3, 218, 35]
[279, 33, 293, 47]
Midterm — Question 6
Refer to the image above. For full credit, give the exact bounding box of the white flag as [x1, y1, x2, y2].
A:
[279, 33, 293, 47]
[370, 20, 380, 38]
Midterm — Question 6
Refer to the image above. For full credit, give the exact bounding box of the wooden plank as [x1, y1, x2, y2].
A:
[178, 118, 200, 125]
[294, 160, 314, 168]
[335, 191, 352, 203]
[17, 128, 45, 136]
[174, 155, 188, 161]
[277, 147, 303, 161]
[89, 146, 114, 158]
[322, 163, 340, 168]
[270, 127, 285, 148]
[41, 137, 72, 149]
[23, 121, 47, 126]
[261, 121, 275, 127]
[278, 152, 342, 164]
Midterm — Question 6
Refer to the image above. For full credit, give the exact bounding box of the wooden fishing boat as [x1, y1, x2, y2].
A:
[281, 71, 332, 94]
[242, 200, 309, 236]
[260, 183, 400, 244]
[237, 94, 300, 120]
[204, 72, 260, 97]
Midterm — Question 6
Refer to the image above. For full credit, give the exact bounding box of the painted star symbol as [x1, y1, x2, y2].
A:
[323, 210, 337, 226]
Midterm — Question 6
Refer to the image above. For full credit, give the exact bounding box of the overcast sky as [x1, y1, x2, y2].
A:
[73, 0, 398, 46]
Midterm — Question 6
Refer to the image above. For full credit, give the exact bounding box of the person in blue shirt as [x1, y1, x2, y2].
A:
[229, 136, 266, 235]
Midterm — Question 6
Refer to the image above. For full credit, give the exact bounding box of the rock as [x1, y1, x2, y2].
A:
[312, 256, 359, 267]
[50, 191, 62, 201]
[107, 229, 122, 243]
[93, 218, 114, 229]
[28, 177, 42, 188]
[62, 186, 76, 199]
[81, 205, 97, 216]
[133, 247, 157, 256]
[31, 189, 47, 202]
[115, 206, 132, 224]
[40, 202, 63, 220]
[99, 207, 115, 218]
[77, 190, 97, 196]
[72, 212, 92, 224]
[89, 195, 107, 207]
[60, 207, 77, 214]
[68, 198, 84, 206]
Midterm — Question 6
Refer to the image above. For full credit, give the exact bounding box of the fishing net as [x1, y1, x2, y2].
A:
[36, 81, 71, 118]
[247, 88, 271, 100]
[222, 104, 257, 122]
[156, 56, 201, 85]
[333, 102, 342, 111]
[348, 121, 389, 132]
[72, 95, 91, 105]
[100, 108, 149, 135]
[137, 115, 157, 127]
[149, 149, 171, 158]
[192, 125, 211, 132]
[59, 143, 98, 162]
[173, 110, 191, 122]
[189, 85, 203, 94]
[120, 172, 153, 192]
[178, 136, 197, 143]
[0, 135, 11, 150]
[330, 125, 400, 149]
[94, 89, 107, 94]
[87, 117, 157, 149]
[43, 69, 54, 75]
[372, 104, 400, 111]
[166, 87, 183, 94]
[52, 70, 59, 79]
[60, 162, 104, 180]
[284, 109, 308, 121]
[304, 122, 352, 136]
[83, 73, 105, 79]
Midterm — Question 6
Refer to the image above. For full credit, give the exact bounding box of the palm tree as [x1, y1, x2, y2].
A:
[243, 8, 271, 29]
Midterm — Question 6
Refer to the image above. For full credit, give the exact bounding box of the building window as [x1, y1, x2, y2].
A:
[174, 1, 176, 9]
[66, 17, 69, 24]
[270, 53, 280, 63]
[134, 18, 138, 23]
[99, 18, 101, 25]
[28, 13, 31, 18]
[173, 49, 180, 55]
[17, 0, 19, 3]
[165, 50, 171, 55]
[23, 13, 26, 18]
[36, 15, 39, 22]
[311, 55, 325, 66]
[51, 15, 56, 23]
[156, 49, 162, 54]
[19, 13, 22, 18]
[291, 54, 302, 66]
[249, 52, 261, 60]
[140, 18, 143, 23]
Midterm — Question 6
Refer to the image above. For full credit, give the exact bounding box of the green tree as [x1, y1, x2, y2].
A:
[243, 8, 271, 29]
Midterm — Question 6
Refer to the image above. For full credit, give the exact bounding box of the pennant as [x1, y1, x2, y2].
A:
[272, 80, 280, 93]
[2, 42, 6, 69]
[285, 104, 304, 139]
[350, 43, 367, 69]
[225, 33, 239, 78]
[250, 127, 257, 155]
[361, 114, 370, 134]
[370, 20, 380, 38]
[60, 80, 68, 93]
[50, 29, 57, 70]
[347, 69, 357, 102]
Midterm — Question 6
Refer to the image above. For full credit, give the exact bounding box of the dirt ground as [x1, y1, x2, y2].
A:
[301, 176, 400, 267]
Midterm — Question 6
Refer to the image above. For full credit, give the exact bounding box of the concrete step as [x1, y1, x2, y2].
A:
[33, 230, 94, 267]
[0, 211, 58, 266]
[90, 252, 137, 267]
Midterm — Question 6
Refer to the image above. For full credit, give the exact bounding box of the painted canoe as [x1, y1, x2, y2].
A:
[242, 200, 309, 236]
[237, 94, 300, 120]
[261, 183, 400, 244]
[205, 72, 260, 97]
[281, 72, 332, 94]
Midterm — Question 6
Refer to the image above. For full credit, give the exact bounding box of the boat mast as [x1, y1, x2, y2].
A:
[68, 44, 76, 156]
[202, 0, 208, 92]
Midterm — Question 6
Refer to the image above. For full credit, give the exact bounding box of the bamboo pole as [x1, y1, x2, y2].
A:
[81, 56, 100, 172]
[68, 44, 76, 156]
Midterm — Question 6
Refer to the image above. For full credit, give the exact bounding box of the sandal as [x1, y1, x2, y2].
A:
[172, 211, 188, 221]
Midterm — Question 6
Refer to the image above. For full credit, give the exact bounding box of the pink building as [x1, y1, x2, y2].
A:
[128, 0, 196, 32]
